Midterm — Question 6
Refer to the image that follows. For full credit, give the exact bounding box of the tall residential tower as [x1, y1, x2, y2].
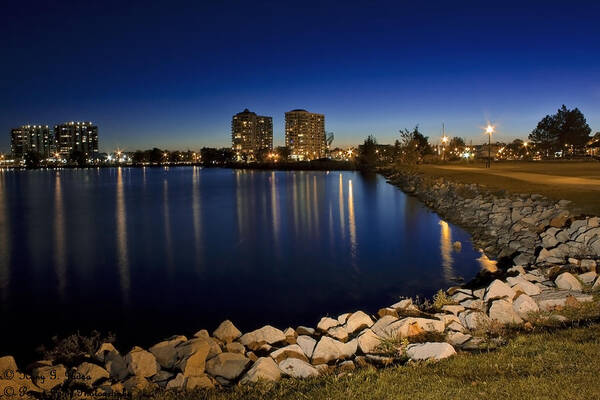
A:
[231, 109, 273, 160]
[10, 125, 53, 158]
[284, 109, 326, 160]
[54, 121, 99, 156]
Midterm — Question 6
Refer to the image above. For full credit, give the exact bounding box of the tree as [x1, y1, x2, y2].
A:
[149, 148, 164, 164]
[25, 151, 42, 169]
[529, 105, 591, 157]
[397, 126, 433, 165]
[357, 135, 378, 171]
[69, 150, 87, 167]
[275, 146, 291, 161]
[448, 137, 466, 160]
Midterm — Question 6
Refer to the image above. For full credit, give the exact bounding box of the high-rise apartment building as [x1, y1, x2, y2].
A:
[231, 109, 273, 160]
[285, 109, 326, 160]
[54, 121, 99, 156]
[10, 125, 53, 158]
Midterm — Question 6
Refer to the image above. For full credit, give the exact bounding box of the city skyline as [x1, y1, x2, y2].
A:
[2, 1, 600, 153]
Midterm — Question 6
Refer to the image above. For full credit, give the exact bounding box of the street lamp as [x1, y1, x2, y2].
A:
[441, 135, 449, 161]
[485, 124, 494, 168]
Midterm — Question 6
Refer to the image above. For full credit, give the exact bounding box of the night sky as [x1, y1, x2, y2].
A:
[1, 0, 599, 152]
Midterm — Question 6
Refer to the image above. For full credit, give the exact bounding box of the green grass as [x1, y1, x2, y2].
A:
[122, 323, 600, 400]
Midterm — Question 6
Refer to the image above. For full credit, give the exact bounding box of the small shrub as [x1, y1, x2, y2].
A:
[432, 289, 456, 310]
[38, 330, 116, 366]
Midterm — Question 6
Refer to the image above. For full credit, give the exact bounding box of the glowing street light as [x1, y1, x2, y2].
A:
[485, 124, 494, 168]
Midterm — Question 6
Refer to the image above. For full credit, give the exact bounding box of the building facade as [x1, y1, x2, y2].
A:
[231, 109, 273, 160]
[10, 125, 53, 158]
[54, 122, 99, 156]
[285, 109, 326, 160]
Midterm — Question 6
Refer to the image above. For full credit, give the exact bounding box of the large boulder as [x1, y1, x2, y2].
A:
[105, 352, 129, 380]
[370, 315, 398, 337]
[94, 343, 120, 363]
[506, 277, 541, 296]
[186, 375, 214, 390]
[149, 335, 187, 369]
[459, 311, 491, 330]
[311, 337, 357, 364]
[178, 349, 209, 377]
[357, 329, 382, 354]
[327, 326, 349, 342]
[512, 294, 539, 319]
[239, 357, 281, 384]
[406, 342, 456, 361]
[125, 347, 159, 378]
[278, 358, 319, 378]
[555, 272, 583, 291]
[296, 336, 317, 359]
[240, 326, 286, 351]
[484, 280, 516, 303]
[344, 311, 374, 334]
[488, 299, 523, 324]
[205, 352, 250, 380]
[270, 344, 308, 363]
[213, 320, 242, 343]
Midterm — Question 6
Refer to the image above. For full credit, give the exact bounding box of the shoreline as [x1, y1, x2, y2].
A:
[1, 166, 600, 397]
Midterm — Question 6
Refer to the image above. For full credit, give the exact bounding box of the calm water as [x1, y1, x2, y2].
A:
[0, 168, 485, 357]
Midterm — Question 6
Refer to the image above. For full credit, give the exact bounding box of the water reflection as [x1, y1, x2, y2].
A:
[477, 252, 498, 273]
[192, 167, 203, 273]
[54, 173, 67, 300]
[348, 179, 357, 268]
[116, 168, 130, 304]
[163, 178, 174, 271]
[439, 220, 455, 282]
[270, 171, 279, 242]
[338, 174, 345, 239]
[0, 172, 9, 302]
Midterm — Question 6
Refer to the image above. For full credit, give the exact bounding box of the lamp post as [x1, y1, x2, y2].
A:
[441, 135, 449, 161]
[485, 124, 494, 168]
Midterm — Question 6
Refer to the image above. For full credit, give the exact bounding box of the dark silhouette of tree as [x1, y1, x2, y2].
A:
[529, 105, 591, 157]
[25, 151, 42, 169]
[357, 135, 378, 171]
[69, 150, 87, 167]
[132, 150, 147, 164]
[397, 125, 432, 164]
[149, 148, 164, 164]
[275, 146, 291, 160]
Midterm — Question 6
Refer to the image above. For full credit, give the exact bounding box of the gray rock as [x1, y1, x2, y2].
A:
[240, 326, 286, 351]
[311, 337, 357, 364]
[296, 336, 317, 359]
[488, 300, 523, 324]
[270, 344, 308, 363]
[205, 352, 250, 380]
[316, 317, 339, 332]
[213, 320, 242, 343]
[406, 342, 456, 361]
[512, 294, 539, 319]
[344, 311, 374, 334]
[149, 335, 187, 369]
[357, 328, 382, 354]
[125, 347, 159, 378]
[484, 280, 516, 303]
[446, 332, 471, 346]
[531, 290, 593, 311]
[578, 271, 597, 285]
[278, 358, 319, 378]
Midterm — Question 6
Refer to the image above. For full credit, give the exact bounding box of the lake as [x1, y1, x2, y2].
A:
[0, 167, 486, 358]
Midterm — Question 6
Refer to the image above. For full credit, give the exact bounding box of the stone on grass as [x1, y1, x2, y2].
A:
[406, 342, 456, 361]
[166, 373, 186, 389]
[297, 336, 317, 359]
[446, 332, 471, 346]
[484, 280, 516, 302]
[344, 311, 374, 334]
[278, 358, 319, 378]
[240, 357, 281, 384]
[512, 294, 539, 319]
[311, 337, 357, 364]
[240, 326, 286, 351]
[213, 320, 242, 344]
[488, 299, 523, 324]
[270, 344, 308, 363]
[205, 352, 250, 380]
[338, 360, 355, 372]
[555, 272, 583, 291]
[357, 329, 382, 354]
[459, 311, 491, 330]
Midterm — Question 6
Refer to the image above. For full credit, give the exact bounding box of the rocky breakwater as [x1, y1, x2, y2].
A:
[1, 264, 599, 397]
[382, 168, 600, 269]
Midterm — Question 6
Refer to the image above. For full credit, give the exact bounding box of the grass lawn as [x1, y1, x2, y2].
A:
[127, 323, 600, 400]
[416, 161, 600, 215]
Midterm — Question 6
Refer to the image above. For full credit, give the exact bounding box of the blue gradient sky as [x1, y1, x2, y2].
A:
[1, 0, 599, 152]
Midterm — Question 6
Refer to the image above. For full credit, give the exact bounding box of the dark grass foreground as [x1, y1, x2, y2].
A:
[113, 323, 600, 400]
